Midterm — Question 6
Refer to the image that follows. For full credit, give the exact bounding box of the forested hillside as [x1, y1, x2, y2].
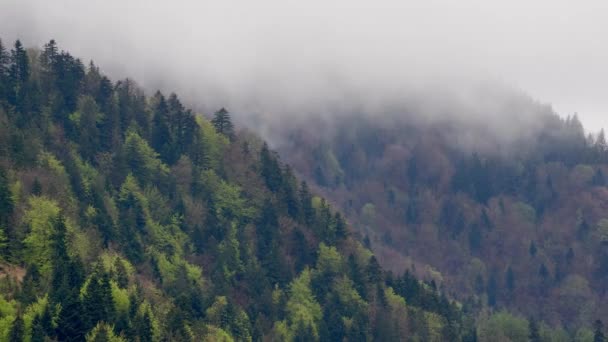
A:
[0, 38, 605, 341]
[0, 38, 495, 341]
[267, 95, 608, 336]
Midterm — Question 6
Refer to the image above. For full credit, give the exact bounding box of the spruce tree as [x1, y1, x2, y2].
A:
[212, 107, 234, 139]
[9, 314, 25, 342]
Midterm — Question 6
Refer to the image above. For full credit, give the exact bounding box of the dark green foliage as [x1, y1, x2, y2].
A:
[0, 167, 13, 229]
[30, 315, 46, 342]
[19, 263, 40, 305]
[0, 38, 576, 341]
[260, 142, 282, 192]
[9, 314, 25, 342]
[211, 107, 234, 139]
[83, 268, 115, 328]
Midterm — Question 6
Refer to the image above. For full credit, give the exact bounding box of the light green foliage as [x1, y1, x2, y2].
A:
[316, 243, 344, 276]
[137, 301, 160, 341]
[0, 296, 17, 341]
[283, 269, 323, 340]
[215, 181, 255, 221]
[99, 253, 135, 277]
[218, 222, 244, 281]
[478, 311, 529, 342]
[86, 322, 126, 342]
[205, 296, 229, 324]
[203, 325, 234, 342]
[123, 131, 169, 184]
[111, 281, 130, 315]
[199, 170, 255, 222]
[72, 152, 99, 198]
[384, 287, 407, 310]
[10, 180, 22, 208]
[147, 216, 189, 257]
[152, 251, 202, 287]
[311, 196, 323, 210]
[332, 276, 368, 313]
[142, 186, 172, 223]
[197, 117, 229, 170]
[22, 296, 48, 342]
[22, 196, 62, 276]
[424, 312, 444, 342]
[38, 151, 67, 179]
[0, 226, 7, 258]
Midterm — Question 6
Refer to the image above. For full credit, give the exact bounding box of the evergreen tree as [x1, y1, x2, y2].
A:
[0, 167, 13, 230]
[31, 315, 46, 342]
[211, 107, 234, 139]
[9, 314, 25, 342]
[260, 142, 282, 192]
[299, 181, 314, 225]
[31, 177, 42, 195]
[83, 267, 115, 329]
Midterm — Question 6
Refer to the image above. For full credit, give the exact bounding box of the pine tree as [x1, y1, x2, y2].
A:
[0, 167, 14, 229]
[299, 181, 314, 225]
[260, 142, 282, 192]
[83, 267, 115, 329]
[211, 107, 234, 139]
[31, 315, 46, 342]
[31, 177, 42, 195]
[9, 314, 25, 341]
[0, 39, 10, 100]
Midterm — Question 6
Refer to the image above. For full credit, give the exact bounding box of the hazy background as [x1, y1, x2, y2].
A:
[1, 0, 606, 131]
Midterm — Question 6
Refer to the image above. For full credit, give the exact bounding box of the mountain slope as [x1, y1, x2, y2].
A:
[0, 38, 495, 341]
[264, 92, 608, 331]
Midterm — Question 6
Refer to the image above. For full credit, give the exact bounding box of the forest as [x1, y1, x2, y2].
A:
[269, 91, 608, 338]
[0, 38, 605, 341]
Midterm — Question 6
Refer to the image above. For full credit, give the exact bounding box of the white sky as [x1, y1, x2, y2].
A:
[1, 0, 607, 131]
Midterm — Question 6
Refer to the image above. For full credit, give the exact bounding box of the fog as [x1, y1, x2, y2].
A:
[1, 0, 607, 133]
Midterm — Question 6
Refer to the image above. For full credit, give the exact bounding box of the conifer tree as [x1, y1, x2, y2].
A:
[9, 314, 25, 342]
[212, 107, 234, 139]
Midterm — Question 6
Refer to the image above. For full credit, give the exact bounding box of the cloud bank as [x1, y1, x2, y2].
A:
[0, 0, 606, 131]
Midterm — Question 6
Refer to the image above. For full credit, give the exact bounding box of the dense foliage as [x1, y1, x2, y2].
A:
[0, 38, 512, 341]
[271, 98, 608, 337]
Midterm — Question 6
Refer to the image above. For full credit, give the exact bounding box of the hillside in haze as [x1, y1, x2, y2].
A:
[0, 38, 491, 342]
[0, 38, 606, 341]
[264, 91, 608, 330]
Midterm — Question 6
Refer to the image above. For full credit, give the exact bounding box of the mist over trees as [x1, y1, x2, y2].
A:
[267, 92, 608, 333]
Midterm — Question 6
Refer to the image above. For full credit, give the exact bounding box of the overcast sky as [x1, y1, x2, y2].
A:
[1, 0, 607, 131]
